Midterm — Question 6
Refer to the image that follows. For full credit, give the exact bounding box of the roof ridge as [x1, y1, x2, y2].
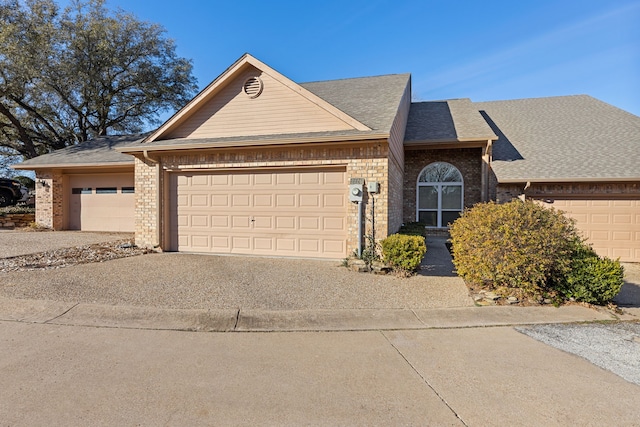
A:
[473, 94, 591, 105]
[301, 73, 411, 85]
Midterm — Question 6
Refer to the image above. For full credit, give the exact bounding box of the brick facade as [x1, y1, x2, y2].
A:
[387, 154, 404, 235]
[495, 183, 525, 203]
[134, 141, 393, 257]
[403, 148, 483, 224]
[135, 157, 162, 248]
[34, 170, 64, 230]
[495, 182, 640, 203]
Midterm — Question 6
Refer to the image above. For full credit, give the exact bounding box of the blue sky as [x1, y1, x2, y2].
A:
[64, 0, 640, 116]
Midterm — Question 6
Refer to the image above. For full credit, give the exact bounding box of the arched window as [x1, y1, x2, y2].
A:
[416, 162, 463, 227]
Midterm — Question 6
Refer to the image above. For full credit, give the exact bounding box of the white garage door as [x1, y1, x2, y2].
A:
[538, 198, 640, 263]
[169, 168, 348, 258]
[68, 173, 135, 232]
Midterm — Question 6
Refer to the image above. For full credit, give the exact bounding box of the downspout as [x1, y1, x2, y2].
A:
[523, 181, 531, 200]
[481, 139, 493, 202]
[143, 150, 162, 248]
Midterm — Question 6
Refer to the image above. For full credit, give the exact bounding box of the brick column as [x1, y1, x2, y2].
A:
[134, 157, 160, 248]
[34, 170, 64, 229]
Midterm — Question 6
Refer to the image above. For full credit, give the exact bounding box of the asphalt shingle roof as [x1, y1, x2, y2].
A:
[404, 99, 496, 142]
[300, 73, 411, 132]
[15, 134, 143, 168]
[475, 95, 640, 181]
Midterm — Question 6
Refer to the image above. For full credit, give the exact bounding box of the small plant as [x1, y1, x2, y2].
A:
[360, 233, 381, 268]
[27, 222, 51, 231]
[556, 243, 624, 305]
[381, 234, 427, 276]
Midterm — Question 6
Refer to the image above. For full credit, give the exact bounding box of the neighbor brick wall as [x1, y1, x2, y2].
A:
[403, 148, 483, 224]
[134, 140, 392, 257]
[495, 182, 640, 203]
[34, 170, 64, 229]
[495, 183, 525, 203]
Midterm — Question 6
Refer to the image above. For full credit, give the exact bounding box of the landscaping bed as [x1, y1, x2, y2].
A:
[0, 239, 152, 272]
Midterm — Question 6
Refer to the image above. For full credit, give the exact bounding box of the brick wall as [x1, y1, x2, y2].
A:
[135, 141, 392, 256]
[495, 182, 640, 203]
[134, 157, 161, 248]
[403, 148, 483, 224]
[34, 170, 64, 230]
[526, 182, 640, 197]
[387, 154, 404, 234]
[495, 183, 524, 203]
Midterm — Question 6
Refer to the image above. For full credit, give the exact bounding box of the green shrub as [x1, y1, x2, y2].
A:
[556, 243, 624, 305]
[449, 200, 580, 294]
[381, 234, 427, 275]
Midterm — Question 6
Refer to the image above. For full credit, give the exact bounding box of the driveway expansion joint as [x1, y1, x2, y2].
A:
[43, 302, 80, 324]
[381, 330, 469, 426]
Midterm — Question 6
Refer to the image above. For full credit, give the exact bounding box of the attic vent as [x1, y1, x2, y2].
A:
[243, 76, 263, 98]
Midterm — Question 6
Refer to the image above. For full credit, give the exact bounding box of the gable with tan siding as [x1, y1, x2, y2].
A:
[165, 65, 361, 140]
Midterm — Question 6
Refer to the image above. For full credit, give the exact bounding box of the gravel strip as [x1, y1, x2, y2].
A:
[0, 240, 151, 272]
[517, 323, 640, 386]
[0, 253, 474, 310]
[0, 230, 134, 258]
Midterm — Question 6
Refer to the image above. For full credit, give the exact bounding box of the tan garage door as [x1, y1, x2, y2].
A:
[169, 168, 347, 258]
[538, 198, 640, 262]
[68, 173, 135, 232]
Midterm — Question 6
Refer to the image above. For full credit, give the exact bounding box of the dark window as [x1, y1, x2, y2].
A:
[417, 162, 464, 228]
[121, 187, 135, 194]
[72, 188, 92, 194]
[96, 187, 117, 194]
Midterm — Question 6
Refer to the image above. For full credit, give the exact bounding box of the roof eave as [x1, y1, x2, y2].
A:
[404, 137, 495, 148]
[12, 161, 134, 170]
[497, 177, 640, 184]
[119, 133, 390, 153]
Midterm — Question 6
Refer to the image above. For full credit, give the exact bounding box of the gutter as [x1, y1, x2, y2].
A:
[12, 161, 134, 170]
[498, 177, 640, 184]
[117, 133, 390, 153]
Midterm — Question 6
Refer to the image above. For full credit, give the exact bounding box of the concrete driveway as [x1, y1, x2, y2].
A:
[0, 231, 474, 310]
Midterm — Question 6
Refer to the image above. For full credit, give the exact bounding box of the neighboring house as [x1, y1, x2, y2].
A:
[14, 54, 640, 262]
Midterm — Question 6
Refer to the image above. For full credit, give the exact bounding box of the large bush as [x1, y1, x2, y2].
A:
[556, 242, 624, 305]
[381, 234, 427, 276]
[449, 200, 579, 294]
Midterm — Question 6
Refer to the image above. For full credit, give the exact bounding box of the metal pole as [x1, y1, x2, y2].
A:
[357, 200, 363, 257]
